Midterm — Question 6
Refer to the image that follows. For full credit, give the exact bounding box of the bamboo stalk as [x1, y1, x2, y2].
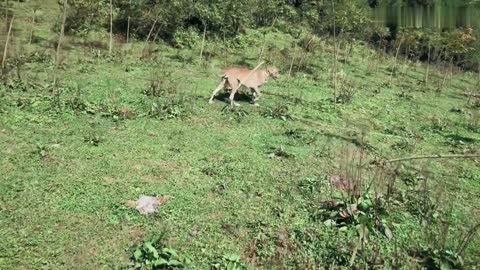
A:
[2, 15, 14, 70]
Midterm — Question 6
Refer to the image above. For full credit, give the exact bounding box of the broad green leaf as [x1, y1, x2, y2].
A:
[144, 242, 159, 259]
[168, 259, 183, 266]
[324, 219, 336, 227]
[224, 253, 241, 262]
[153, 258, 169, 266]
[133, 249, 143, 260]
[163, 247, 179, 258]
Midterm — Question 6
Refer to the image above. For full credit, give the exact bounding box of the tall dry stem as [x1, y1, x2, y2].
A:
[2, 15, 13, 70]
[4, 0, 8, 32]
[424, 44, 431, 85]
[142, 18, 158, 54]
[389, 39, 403, 84]
[54, 0, 67, 88]
[29, 9, 36, 44]
[439, 57, 453, 92]
[199, 23, 206, 64]
[331, 0, 337, 108]
[109, 0, 113, 55]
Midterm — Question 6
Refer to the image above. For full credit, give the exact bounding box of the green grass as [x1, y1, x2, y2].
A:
[1, 1, 480, 269]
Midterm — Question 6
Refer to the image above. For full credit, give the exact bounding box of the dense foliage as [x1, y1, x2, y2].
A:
[60, 0, 480, 70]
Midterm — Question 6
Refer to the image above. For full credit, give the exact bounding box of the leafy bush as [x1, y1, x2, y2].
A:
[172, 27, 202, 49]
[57, 0, 110, 34]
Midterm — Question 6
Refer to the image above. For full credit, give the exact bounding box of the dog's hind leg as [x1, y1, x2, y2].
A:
[251, 87, 261, 106]
[209, 78, 227, 104]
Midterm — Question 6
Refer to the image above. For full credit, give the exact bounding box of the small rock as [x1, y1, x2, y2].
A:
[127, 195, 170, 215]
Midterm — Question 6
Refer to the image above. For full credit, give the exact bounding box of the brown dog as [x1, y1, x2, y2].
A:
[209, 66, 279, 106]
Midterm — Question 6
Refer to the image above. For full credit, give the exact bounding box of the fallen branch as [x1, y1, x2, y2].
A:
[386, 154, 480, 164]
[462, 92, 480, 98]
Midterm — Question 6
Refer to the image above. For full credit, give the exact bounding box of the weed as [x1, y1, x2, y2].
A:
[428, 116, 450, 133]
[262, 104, 291, 121]
[221, 105, 249, 122]
[211, 254, 252, 270]
[267, 146, 294, 159]
[83, 132, 104, 146]
[5, 79, 37, 92]
[143, 71, 178, 98]
[412, 248, 464, 270]
[147, 97, 191, 120]
[65, 95, 97, 114]
[32, 143, 49, 160]
[335, 76, 359, 104]
[128, 239, 191, 270]
[391, 139, 416, 152]
[284, 128, 317, 145]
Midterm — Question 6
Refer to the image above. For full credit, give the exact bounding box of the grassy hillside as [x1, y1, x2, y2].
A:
[1, 1, 479, 269]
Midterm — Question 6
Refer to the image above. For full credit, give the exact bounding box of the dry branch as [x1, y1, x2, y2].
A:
[386, 154, 480, 164]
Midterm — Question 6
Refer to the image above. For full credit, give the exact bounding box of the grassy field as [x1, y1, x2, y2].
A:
[1, 1, 480, 269]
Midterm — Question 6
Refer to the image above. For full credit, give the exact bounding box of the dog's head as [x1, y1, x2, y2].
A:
[267, 66, 279, 80]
